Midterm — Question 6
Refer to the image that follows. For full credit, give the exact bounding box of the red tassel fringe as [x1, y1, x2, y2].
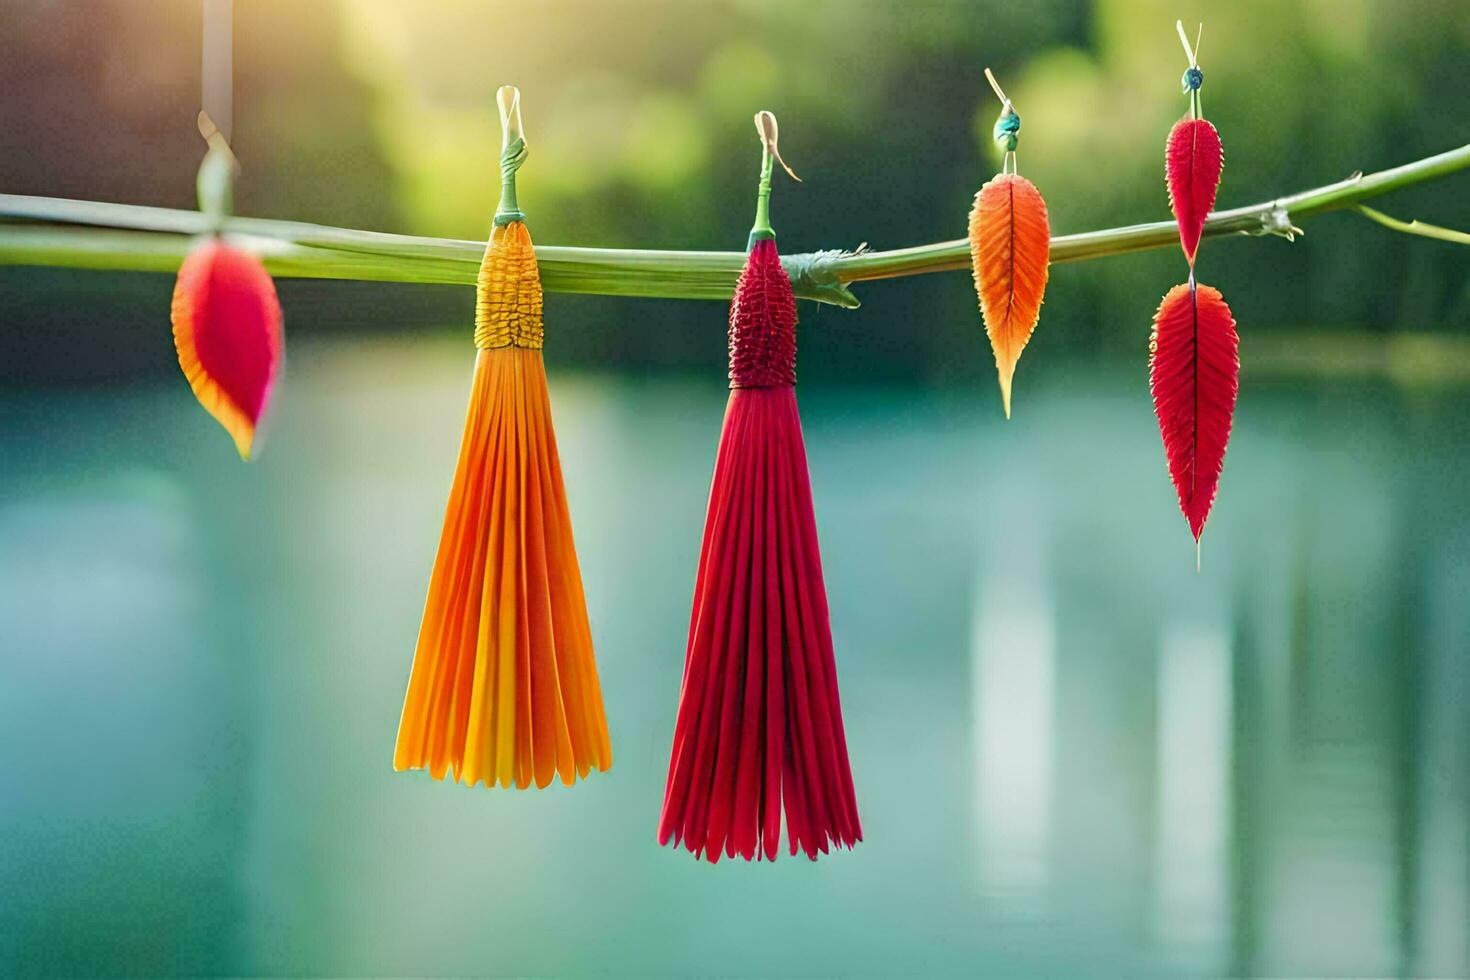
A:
[659, 238, 861, 862]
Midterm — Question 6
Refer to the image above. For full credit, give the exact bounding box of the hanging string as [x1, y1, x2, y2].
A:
[1176, 20, 1204, 120]
[201, 0, 233, 143]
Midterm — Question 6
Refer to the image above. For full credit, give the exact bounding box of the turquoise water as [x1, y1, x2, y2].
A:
[2, 338, 1467, 976]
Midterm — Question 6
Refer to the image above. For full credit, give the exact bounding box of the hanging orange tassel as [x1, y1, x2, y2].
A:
[394, 88, 611, 789]
[659, 112, 861, 862]
[969, 68, 1050, 419]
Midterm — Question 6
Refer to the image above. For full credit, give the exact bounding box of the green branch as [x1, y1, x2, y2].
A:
[1, 143, 1465, 309]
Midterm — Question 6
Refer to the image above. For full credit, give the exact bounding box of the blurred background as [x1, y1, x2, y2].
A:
[1, 0, 1467, 976]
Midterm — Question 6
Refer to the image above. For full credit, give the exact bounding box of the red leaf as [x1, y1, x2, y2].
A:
[1149, 281, 1239, 545]
[1165, 117, 1223, 266]
[171, 239, 282, 459]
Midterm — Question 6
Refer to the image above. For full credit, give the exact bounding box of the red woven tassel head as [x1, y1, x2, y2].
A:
[170, 238, 283, 460]
[728, 238, 796, 388]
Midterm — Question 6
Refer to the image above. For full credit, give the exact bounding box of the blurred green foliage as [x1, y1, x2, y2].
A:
[1, 0, 1466, 384]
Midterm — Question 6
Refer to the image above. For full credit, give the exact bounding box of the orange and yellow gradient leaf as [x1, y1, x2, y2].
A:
[969, 174, 1050, 418]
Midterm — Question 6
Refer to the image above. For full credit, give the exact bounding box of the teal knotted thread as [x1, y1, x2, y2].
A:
[993, 110, 1021, 153]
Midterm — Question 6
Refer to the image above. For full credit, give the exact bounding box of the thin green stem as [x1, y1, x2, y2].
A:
[750, 148, 775, 245]
[1, 143, 1466, 310]
[1354, 205, 1470, 245]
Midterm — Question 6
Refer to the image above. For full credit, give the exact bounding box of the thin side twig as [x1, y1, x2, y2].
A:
[1354, 205, 1470, 246]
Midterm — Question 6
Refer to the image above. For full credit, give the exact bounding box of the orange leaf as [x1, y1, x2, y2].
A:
[969, 173, 1050, 418]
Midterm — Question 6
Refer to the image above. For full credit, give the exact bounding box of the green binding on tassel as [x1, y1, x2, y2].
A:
[494, 85, 528, 227]
[748, 110, 799, 250]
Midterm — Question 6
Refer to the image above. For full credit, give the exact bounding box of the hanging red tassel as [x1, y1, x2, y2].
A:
[659, 113, 861, 862]
[171, 238, 282, 460]
[1148, 281, 1239, 548]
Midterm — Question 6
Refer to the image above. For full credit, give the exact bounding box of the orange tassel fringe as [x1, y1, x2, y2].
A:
[394, 220, 611, 788]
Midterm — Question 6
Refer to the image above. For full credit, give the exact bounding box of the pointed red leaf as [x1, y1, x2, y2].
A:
[1149, 281, 1239, 543]
[1165, 117, 1223, 265]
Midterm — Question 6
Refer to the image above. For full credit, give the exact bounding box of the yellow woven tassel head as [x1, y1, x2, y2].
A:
[474, 221, 544, 350]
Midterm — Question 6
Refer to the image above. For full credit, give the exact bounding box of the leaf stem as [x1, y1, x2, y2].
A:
[0, 143, 1466, 310]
